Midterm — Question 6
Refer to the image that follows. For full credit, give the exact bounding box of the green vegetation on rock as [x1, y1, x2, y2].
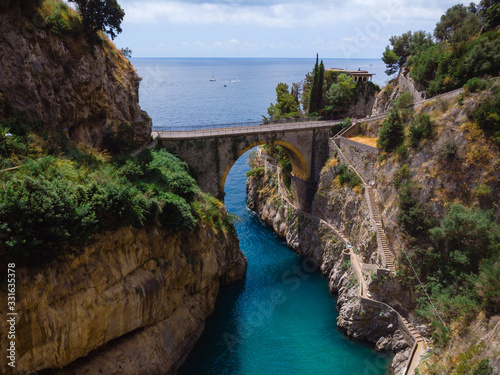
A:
[264, 83, 302, 122]
[336, 163, 362, 189]
[413, 202, 500, 346]
[0, 115, 232, 267]
[382, 1, 500, 96]
[408, 113, 436, 147]
[377, 109, 405, 152]
[266, 54, 380, 120]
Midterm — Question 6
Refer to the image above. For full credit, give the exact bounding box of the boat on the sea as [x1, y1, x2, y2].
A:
[210, 72, 216, 81]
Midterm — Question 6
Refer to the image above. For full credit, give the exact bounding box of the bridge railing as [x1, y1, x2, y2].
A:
[153, 121, 262, 131]
[152, 116, 341, 132]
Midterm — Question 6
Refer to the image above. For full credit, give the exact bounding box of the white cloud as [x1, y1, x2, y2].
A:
[115, 0, 460, 57]
[122, 0, 451, 30]
[122, 1, 362, 27]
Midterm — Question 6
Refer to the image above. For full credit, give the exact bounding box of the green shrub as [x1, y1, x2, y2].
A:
[44, 1, 82, 36]
[409, 31, 500, 96]
[340, 259, 351, 271]
[411, 205, 500, 347]
[475, 257, 500, 314]
[464, 77, 488, 93]
[77, 181, 157, 229]
[142, 149, 200, 201]
[395, 142, 409, 159]
[191, 193, 233, 233]
[394, 90, 414, 110]
[419, 280, 481, 322]
[337, 163, 362, 189]
[429, 204, 500, 275]
[160, 192, 197, 232]
[471, 359, 493, 375]
[439, 138, 458, 160]
[0, 175, 95, 265]
[471, 91, 500, 146]
[119, 159, 144, 181]
[398, 181, 437, 236]
[0, 148, 218, 266]
[393, 91, 415, 123]
[377, 109, 405, 152]
[246, 166, 265, 178]
[409, 113, 436, 147]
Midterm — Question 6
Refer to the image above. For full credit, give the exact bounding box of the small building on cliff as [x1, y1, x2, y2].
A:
[327, 68, 374, 82]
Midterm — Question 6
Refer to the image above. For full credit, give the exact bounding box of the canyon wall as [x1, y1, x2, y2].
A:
[0, 225, 246, 375]
[0, 2, 151, 149]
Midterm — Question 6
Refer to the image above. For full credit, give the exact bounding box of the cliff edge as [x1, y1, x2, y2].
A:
[0, 1, 151, 150]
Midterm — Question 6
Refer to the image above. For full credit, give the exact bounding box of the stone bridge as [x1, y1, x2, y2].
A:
[153, 120, 341, 211]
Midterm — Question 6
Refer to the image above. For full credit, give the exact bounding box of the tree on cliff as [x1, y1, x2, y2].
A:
[264, 82, 301, 122]
[479, 0, 500, 31]
[382, 31, 433, 76]
[377, 109, 405, 152]
[308, 54, 325, 115]
[325, 73, 356, 113]
[69, 0, 125, 41]
[434, 4, 481, 44]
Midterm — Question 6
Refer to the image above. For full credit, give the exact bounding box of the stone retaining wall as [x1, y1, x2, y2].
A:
[335, 137, 380, 183]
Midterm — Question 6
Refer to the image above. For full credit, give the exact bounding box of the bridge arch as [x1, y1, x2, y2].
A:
[219, 140, 310, 198]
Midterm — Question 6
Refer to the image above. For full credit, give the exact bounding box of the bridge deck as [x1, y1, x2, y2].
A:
[154, 120, 343, 139]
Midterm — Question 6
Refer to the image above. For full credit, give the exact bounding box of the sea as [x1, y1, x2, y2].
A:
[133, 58, 392, 129]
[132, 58, 392, 375]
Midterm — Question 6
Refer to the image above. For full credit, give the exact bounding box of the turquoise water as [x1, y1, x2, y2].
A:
[177, 150, 390, 375]
[132, 59, 391, 374]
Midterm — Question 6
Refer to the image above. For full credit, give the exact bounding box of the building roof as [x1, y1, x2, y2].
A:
[327, 68, 375, 76]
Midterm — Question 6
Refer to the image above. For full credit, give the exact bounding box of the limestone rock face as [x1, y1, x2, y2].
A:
[0, 226, 246, 375]
[346, 84, 379, 119]
[371, 67, 427, 116]
[0, 5, 151, 149]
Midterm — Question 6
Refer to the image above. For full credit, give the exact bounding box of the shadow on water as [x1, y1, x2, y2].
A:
[178, 149, 391, 375]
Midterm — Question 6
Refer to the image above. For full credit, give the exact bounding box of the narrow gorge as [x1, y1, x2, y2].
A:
[246, 81, 500, 374]
[246, 146, 417, 375]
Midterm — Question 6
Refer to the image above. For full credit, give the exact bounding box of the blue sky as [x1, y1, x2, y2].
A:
[113, 0, 462, 58]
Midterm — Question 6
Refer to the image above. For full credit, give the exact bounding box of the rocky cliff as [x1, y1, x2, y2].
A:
[247, 81, 500, 374]
[372, 68, 427, 116]
[346, 82, 379, 118]
[0, 1, 151, 150]
[0, 224, 246, 375]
